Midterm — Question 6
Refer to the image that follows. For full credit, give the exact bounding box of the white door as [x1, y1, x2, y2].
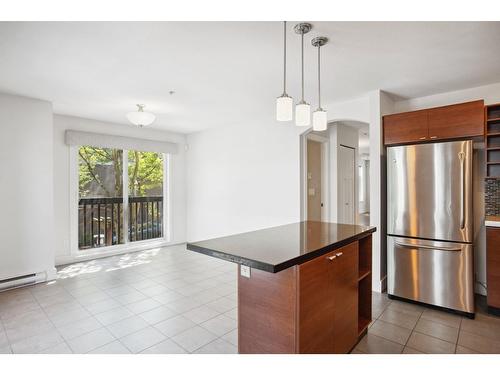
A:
[338, 145, 355, 224]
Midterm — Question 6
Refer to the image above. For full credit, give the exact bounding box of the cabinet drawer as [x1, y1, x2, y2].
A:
[383, 110, 428, 145]
[428, 100, 484, 140]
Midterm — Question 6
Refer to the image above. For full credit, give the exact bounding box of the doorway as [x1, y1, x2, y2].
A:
[338, 145, 356, 224]
[307, 139, 322, 221]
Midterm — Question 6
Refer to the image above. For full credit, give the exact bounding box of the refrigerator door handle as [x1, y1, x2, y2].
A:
[394, 240, 462, 252]
[459, 151, 465, 230]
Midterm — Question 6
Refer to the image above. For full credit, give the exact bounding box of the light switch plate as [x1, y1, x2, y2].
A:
[240, 265, 251, 278]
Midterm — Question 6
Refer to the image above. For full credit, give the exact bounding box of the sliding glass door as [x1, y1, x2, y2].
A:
[77, 146, 165, 251]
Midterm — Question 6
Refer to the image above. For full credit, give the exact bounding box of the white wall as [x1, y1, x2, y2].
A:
[0, 93, 56, 282]
[394, 81, 500, 295]
[53, 115, 187, 265]
[186, 122, 303, 242]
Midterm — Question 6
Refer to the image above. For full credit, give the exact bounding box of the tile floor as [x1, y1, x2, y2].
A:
[0, 244, 499, 354]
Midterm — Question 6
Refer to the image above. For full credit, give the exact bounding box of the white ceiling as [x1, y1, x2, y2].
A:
[0, 21, 499, 134]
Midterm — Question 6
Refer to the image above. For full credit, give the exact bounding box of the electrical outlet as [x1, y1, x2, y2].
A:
[240, 265, 251, 278]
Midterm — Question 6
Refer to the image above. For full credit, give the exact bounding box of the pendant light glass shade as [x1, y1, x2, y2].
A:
[295, 102, 311, 126]
[276, 95, 293, 121]
[126, 104, 156, 127]
[312, 109, 327, 131]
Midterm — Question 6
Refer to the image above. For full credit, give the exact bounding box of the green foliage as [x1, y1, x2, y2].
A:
[78, 146, 163, 198]
[128, 150, 163, 196]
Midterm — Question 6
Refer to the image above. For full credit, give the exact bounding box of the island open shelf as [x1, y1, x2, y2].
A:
[187, 221, 375, 354]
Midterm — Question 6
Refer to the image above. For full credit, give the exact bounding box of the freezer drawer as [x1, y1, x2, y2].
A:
[387, 236, 474, 313]
[387, 140, 473, 243]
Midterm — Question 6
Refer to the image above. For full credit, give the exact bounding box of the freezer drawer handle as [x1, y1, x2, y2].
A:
[394, 240, 461, 252]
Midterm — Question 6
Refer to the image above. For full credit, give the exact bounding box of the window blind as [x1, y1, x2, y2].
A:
[65, 130, 179, 154]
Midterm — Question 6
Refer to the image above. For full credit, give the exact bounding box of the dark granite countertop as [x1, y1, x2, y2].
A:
[186, 221, 376, 273]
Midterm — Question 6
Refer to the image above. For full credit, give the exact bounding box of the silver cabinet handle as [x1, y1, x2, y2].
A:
[395, 240, 461, 252]
[459, 151, 465, 230]
[336, 252, 343, 257]
[419, 137, 426, 140]
[327, 255, 337, 261]
[430, 136, 437, 139]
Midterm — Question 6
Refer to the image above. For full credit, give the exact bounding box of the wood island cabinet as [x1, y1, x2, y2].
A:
[187, 221, 375, 354]
[237, 235, 372, 354]
[383, 100, 484, 146]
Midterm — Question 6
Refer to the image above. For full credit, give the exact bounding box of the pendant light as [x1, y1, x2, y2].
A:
[294, 23, 312, 127]
[276, 21, 293, 121]
[126, 104, 156, 127]
[312, 37, 328, 131]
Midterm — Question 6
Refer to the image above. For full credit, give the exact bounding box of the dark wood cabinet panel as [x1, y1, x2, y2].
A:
[238, 266, 297, 353]
[298, 242, 358, 353]
[298, 250, 335, 353]
[331, 242, 358, 353]
[383, 110, 428, 145]
[428, 100, 484, 140]
[487, 227, 500, 311]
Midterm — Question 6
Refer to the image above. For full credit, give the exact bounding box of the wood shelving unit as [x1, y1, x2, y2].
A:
[357, 235, 372, 337]
[485, 103, 500, 178]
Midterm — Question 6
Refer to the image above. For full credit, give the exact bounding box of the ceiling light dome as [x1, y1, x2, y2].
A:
[126, 104, 156, 127]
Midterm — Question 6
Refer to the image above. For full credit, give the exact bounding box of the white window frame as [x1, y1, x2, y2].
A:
[68, 146, 171, 262]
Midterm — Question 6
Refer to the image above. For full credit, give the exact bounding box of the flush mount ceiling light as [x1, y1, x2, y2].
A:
[276, 21, 293, 122]
[294, 22, 312, 127]
[312, 36, 328, 131]
[126, 104, 156, 127]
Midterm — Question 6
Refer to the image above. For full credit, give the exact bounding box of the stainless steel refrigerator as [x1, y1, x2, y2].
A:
[387, 140, 474, 316]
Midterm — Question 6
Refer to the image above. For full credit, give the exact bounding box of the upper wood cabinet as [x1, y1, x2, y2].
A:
[383, 110, 428, 145]
[428, 100, 484, 139]
[383, 100, 484, 146]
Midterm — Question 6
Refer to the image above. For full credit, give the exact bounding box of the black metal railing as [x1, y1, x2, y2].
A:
[78, 196, 163, 249]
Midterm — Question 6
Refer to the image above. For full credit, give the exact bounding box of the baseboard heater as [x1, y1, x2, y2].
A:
[0, 273, 40, 292]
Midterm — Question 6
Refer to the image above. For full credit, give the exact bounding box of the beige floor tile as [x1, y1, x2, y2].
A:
[402, 346, 424, 354]
[141, 338, 187, 354]
[406, 331, 456, 354]
[10, 330, 64, 354]
[221, 329, 238, 347]
[456, 345, 480, 354]
[458, 330, 500, 354]
[379, 308, 420, 330]
[195, 338, 237, 354]
[386, 300, 425, 315]
[354, 333, 404, 354]
[460, 315, 500, 342]
[154, 315, 196, 338]
[67, 327, 115, 353]
[171, 326, 218, 353]
[368, 319, 412, 345]
[420, 309, 461, 328]
[120, 326, 166, 353]
[414, 318, 459, 343]
[89, 340, 131, 354]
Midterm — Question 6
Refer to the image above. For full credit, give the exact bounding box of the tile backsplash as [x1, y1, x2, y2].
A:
[485, 179, 500, 216]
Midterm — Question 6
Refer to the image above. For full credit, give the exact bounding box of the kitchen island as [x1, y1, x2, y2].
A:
[187, 221, 375, 354]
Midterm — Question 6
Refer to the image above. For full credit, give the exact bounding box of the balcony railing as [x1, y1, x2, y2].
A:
[78, 196, 163, 249]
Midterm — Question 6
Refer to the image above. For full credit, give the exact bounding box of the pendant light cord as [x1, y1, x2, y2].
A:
[283, 21, 287, 95]
[301, 30, 305, 102]
[317, 45, 321, 109]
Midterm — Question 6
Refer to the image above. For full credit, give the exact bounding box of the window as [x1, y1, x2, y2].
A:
[128, 151, 164, 242]
[77, 146, 165, 251]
